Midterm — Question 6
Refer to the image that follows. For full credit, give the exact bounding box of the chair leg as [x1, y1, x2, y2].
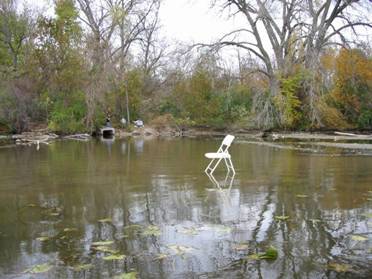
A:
[229, 158, 236, 174]
[205, 158, 215, 173]
[224, 157, 235, 175]
[205, 158, 222, 174]
[223, 158, 231, 174]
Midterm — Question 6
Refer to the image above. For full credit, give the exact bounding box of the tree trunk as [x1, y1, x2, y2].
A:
[254, 76, 280, 129]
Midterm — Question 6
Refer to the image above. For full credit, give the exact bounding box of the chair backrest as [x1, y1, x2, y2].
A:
[221, 134, 235, 148]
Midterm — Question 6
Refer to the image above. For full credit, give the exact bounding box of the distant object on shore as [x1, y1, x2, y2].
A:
[133, 120, 144, 128]
[100, 127, 115, 138]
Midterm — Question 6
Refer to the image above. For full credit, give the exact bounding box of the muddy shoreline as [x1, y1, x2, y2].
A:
[1, 128, 372, 153]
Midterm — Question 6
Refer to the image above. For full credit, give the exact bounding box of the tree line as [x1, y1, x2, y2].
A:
[0, 0, 371, 134]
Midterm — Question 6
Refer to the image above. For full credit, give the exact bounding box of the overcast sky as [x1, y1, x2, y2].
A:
[160, 0, 237, 44]
[23, 0, 372, 58]
[24, 0, 238, 44]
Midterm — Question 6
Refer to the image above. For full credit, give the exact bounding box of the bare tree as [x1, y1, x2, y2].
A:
[212, 0, 372, 128]
[77, 0, 162, 127]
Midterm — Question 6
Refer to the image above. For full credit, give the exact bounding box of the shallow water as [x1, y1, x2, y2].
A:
[0, 137, 371, 278]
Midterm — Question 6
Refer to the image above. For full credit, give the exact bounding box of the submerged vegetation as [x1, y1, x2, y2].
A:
[0, 0, 371, 134]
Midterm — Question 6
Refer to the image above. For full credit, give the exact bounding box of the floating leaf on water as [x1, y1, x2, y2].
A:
[327, 262, 351, 273]
[91, 241, 114, 246]
[36, 236, 50, 242]
[91, 246, 118, 254]
[114, 272, 138, 279]
[27, 203, 38, 208]
[247, 247, 278, 261]
[73, 264, 93, 272]
[247, 254, 260, 260]
[63, 228, 78, 233]
[168, 245, 194, 255]
[361, 213, 372, 218]
[351, 235, 368, 241]
[296, 194, 308, 198]
[98, 218, 112, 223]
[124, 224, 142, 231]
[178, 227, 199, 236]
[142, 225, 161, 236]
[154, 253, 168, 260]
[213, 225, 232, 234]
[115, 233, 129, 239]
[233, 243, 249, 251]
[199, 224, 232, 234]
[258, 246, 278, 260]
[275, 215, 290, 221]
[123, 225, 143, 236]
[103, 254, 126, 261]
[48, 212, 61, 217]
[23, 263, 52, 274]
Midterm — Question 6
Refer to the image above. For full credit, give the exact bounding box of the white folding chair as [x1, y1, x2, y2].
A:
[204, 135, 235, 175]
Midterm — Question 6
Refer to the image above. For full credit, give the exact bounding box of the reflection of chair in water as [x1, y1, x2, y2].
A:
[206, 171, 235, 191]
[204, 135, 235, 175]
[205, 171, 235, 210]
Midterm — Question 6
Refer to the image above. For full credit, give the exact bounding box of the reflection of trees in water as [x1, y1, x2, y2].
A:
[236, 145, 372, 278]
[0, 139, 371, 278]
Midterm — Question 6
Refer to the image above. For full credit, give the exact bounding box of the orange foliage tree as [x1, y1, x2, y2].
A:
[330, 49, 372, 128]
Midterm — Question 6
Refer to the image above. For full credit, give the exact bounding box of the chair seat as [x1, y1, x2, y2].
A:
[205, 152, 231, 159]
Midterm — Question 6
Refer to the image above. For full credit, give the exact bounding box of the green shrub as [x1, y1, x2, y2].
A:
[48, 91, 87, 134]
[275, 73, 303, 129]
[358, 109, 372, 129]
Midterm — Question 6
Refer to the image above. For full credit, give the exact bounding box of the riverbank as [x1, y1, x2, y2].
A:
[2, 126, 372, 153]
[2, 127, 372, 142]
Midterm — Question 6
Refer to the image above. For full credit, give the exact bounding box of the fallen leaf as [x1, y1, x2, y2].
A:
[63, 228, 78, 233]
[327, 262, 351, 272]
[351, 235, 368, 241]
[114, 272, 138, 279]
[91, 241, 114, 246]
[213, 225, 232, 234]
[168, 245, 194, 255]
[73, 264, 93, 272]
[142, 225, 161, 236]
[91, 246, 118, 254]
[124, 224, 142, 231]
[362, 213, 372, 218]
[27, 203, 38, 208]
[247, 254, 260, 260]
[36, 236, 50, 242]
[296, 194, 308, 198]
[247, 247, 278, 261]
[275, 215, 290, 221]
[23, 263, 52, 274]
[98, 218, 112, 223]
[154, 253, 168, 260]
[178, 227, 199, 236]
[199, 224, 232, 234]
[233, 243, 249, 251]
[48, 212, 61, 217]
[103, 254, 126, 261]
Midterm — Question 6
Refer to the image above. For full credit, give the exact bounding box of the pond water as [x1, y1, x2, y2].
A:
[0, 137, 371, 278]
